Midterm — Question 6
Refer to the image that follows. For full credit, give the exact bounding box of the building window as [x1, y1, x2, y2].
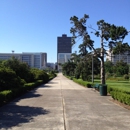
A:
[59, 54, 64, 58]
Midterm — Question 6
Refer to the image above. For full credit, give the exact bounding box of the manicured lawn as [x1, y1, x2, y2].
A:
[93, 79, 130, 92]
[67, 76, 130, 106]
[67, 76, 130, 91]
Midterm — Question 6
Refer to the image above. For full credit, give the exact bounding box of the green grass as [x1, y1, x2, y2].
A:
[65, 75, 130, 105]
[93, 79, 130, 93]
[94, 79, 130, 85]
[65, 75, 130, 91]
[73, 78, 130, 92]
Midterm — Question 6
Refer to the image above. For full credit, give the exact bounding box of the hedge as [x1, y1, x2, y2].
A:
[73, 78, 92, 88]
[0, 80, 43, 106]
[0, 90, 12, 103]
[108, 86, 130, 105]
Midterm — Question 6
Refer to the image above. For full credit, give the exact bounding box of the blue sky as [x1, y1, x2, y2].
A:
[0, 0, 130, 63]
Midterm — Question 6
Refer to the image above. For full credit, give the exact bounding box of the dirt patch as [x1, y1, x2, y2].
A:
[110, 98, 130, 110]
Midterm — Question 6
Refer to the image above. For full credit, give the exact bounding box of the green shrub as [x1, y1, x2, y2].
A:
[48, 71, 56, 80]
[94, 74, 100, 79]
[70, 77, 73, 80]
[113, 73, 118, 78]
[0, 67, 23, 91]
[108, 85, 130, 106]
[73, 78, 91, 87]
[123, 74, 129, 80]
[110, 91, 130, 105]
[0, 90, 12, 103]
[105, 72, 111, 79]
[30, 68, 49, 82]
[87, 75, 92, 82]
[0, 74, 54, 106]
[74, 68, 80, 79]
[0, 80, 44, 106]
[87, 83, 92, 88]
[24, 80, 43, 90]
[2, 57, 33, 83]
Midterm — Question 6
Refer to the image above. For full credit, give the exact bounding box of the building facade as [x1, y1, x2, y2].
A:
[0, 52, 47, 69]
[47, 62, 55, 69]
[106, 50, 130, 64]
[57, 34, 72, 71]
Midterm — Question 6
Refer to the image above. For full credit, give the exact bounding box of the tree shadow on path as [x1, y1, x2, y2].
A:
[0, 105, 49, 129]
[0, 89, 50, 129]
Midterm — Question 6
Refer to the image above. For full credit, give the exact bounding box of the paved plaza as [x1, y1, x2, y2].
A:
[0, 73, 130, 130]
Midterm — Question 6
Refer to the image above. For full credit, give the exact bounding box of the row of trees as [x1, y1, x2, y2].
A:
[62, 55, 100, 81]
[0, 57, 50, 91]
[105, 60, 129, 76]
[62, 54, 129, 81]
[68, 14, 129, 83]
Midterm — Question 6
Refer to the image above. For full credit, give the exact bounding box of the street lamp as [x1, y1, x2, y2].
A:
[127, 30, 130, 82]
[129, 65, 130, 82]
[92, 55, 94, 83]
[91, 52, 95, 84]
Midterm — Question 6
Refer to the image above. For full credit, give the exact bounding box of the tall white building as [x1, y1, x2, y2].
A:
[106, 50, 130, 64]
[0, 52, 47, 69]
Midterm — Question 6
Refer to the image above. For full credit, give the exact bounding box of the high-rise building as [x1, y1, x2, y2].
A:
[57, 34, 72, 71]
[0, 52, 47, 69]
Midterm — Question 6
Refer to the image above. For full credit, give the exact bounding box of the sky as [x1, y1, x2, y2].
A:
[0, 0, 130, 63]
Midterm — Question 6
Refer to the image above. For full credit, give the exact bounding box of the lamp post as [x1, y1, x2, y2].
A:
[129, 65, 130, 82]
[92, 54, 94, 83]
[127, 30, 130, 82]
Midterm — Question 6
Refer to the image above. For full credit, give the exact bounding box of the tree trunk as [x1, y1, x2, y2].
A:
[100, 30, 105, 84]
[100, 56, 105, 84]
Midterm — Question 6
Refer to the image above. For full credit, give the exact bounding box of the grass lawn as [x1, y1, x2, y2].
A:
[67, 75, 130, 91]
[70, 76, 130, 107]
[93, 79, 130, 91]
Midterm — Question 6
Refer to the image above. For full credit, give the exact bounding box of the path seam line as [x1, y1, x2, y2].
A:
[60, 80, 66, 130]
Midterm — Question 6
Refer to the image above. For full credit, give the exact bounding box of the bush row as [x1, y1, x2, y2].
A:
[108, 86, 130, 95]
[0, 57, 51, 91]
[0, 80, 44, 106]
[67, 75, 130, 106]
[72, 78, 92, 88]
[0, 67, 50, 91]
[108, 86, 130, 105]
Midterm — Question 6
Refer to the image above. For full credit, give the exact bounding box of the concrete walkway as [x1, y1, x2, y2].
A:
[0, 73, 130, 130]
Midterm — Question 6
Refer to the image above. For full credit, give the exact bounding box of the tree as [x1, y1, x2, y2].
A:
[70, 14, 128, 84]
[0, 67, 24, 91]
[113, 61, 129, 76]
[113, 42, 130, 55]
[105, 61, 114, 74]
[30, 68, 49, 82]
[112, 42, 130, 61]
[71, 51, 100, 81]
[71, 52, 80, 64]
[62, 61, 76, 76]
[2, 57, 33, 82]
[80, 55, 100, 81]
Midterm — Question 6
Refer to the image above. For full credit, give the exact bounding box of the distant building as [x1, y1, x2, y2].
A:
[0, 52, 47, 69]
[106, 50, 130, 64]
[57, 34, 72, 71]
[47, 63, 55, 69]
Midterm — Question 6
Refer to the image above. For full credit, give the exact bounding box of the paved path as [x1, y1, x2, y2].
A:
[0, 73, 130, 130]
